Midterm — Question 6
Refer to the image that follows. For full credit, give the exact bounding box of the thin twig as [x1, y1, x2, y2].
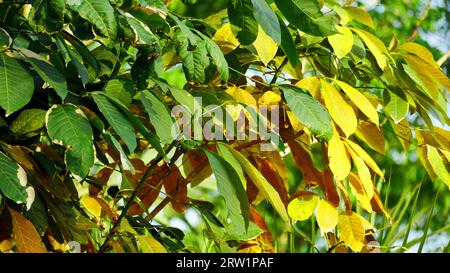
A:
[99, 142, 177, 252]
[408, 0, 433, 42]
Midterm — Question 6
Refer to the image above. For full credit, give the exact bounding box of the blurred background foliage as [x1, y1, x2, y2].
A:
[152, 0, 450, 253]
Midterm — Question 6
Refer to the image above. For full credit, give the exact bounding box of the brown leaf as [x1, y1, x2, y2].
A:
[94, 197, 117, 221]
[128, 161, 167, 215]
[163, 168, 188, 213]
[9, 208, 47, 253]
[322, 168, 340, 207]
[287, 140, 323, 187]
[250, 155, 289, 206]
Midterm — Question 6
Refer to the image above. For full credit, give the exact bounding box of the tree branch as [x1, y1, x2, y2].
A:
[408, 0, 433, 42]
[99, 142, 177, 252]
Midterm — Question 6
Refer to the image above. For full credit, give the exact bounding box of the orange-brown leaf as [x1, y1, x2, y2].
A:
[9, 208, 46, 253]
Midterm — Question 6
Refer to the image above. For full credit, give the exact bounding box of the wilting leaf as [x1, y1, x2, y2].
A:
[9, 208, 46, 253]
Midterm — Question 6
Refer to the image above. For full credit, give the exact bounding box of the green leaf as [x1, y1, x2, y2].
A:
[204, 149, 250, 233]
[278, 15, 298, 67]
[274, 0, 337, 36]
[10, 109, 47, 137]
[124, 13, 159, 46]
[0, 27, 12, 49]
[0, 53, 34, 116]
[383, 88, 409, 124]
[281, 85, 333, 141]
[103, 79, 134, 107]
[92, 93, 137, 153]
[28, 0, 65, 33]
[222, 144, 289, 222]
[178, 40, 210, 83]
[216, 143, 246, 189]
[60, 31, 100, 72]
[131, 47, 158, 90]
[19, 48, 68, 100]
[427, 146, 450, 188]
[167, 13, 198, 45]
[196, 32, 229, 81]
[0, 151, 28, 204]
[141, 90, 177, 144]
[46, 104, 95, 179]
[94, 92, 166, 158]
[103, 131, 134, 173]
[251, 0, 281, 45]
[67, 0, 117, 40]
[228, 0, 258, 45]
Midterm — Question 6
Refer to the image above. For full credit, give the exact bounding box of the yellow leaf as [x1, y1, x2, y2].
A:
[316, 199, 339, 233]
[355, 212, 377, 232]
[338, 211, 365, 252]
[328, 130, 351, 181]
[403, 54, 450, 93]
[355, 120, 385, 154]
[391, 118, 411, 151]
[0, 239, 13, 252]
[342, 6, 375, 29]
[286, 110, 304, 133]
[9, 208, 46, 253]
[81, 196, 102, 218]
[348, 173, 372, 212]
[371, 190, 392, 221]
[225, 144, 289, 222]
[434, 127, 450, 150]
[138, 235, 167, 253]
[351, 27, 390, 70]
[334, 80, 379, 126]
[346, 146, 374, 199]
[253, 27, 278, 66]
[441, 149, 450, 163]
[226, 86, 257, 107]
[427, 145, 450, 188]
[398, 42, 437, 67]
[295, 77, 321, 98]
[258, 91, 281, 106]
[321, 80, 357, 137]
[403, 54, 440, 99]
[213, 23, 240, 54]
[288, 193, 319, 221]
[345, 139, 384, 178]
[328, 26, 354, 59]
